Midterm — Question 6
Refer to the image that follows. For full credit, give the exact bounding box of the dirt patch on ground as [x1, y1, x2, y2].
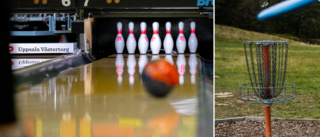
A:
[215, 119, 320, 136]
[216, 92, 234, 98]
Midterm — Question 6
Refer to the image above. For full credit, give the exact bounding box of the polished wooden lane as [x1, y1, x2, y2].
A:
[16, 54, 200, 137]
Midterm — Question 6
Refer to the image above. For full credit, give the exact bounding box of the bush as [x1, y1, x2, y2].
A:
[275, 34, 300, 41]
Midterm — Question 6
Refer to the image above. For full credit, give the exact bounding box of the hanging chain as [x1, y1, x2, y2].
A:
[282, 43, 288, 88]
[256, 44, 263, 92]
[244, 42, 255, 93]
[271, 43, 277, 97]
[250, 43, 258, 93]
[243, 41, 289, 99]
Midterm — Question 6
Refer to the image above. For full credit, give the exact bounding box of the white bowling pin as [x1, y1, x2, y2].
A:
[59, 35, 68, 43]
[115, 22, 125, 53]
[127, 55, 136, 85]
[188, 21, 198, 53]
[163, 22, 174, 54]
[138, 22, 149, 54]
[138, 55, 148, 74]
[150, 22, 161, 54]
[176, 22, 186, 54]
[115, 54, 124, 84]
[176, 54, 186, 85]
[126, 22, 137, 54]
[59, 25, 68, 43]
[188, 54, 198, 84]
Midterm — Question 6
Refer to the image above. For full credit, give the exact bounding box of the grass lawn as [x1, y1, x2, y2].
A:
[215, 25, 320, 119]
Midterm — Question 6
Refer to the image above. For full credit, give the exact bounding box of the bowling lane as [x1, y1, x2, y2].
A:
[15, 54, 203, 137]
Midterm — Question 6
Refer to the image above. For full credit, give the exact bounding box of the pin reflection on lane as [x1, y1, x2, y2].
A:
[188, 54, 198, 84]
[176, 54, 186, 85]
[127, 55, 136, 85]
[120, 54, 199, 85]
[165, 55, 174, 65]
[138, 55, 148, 74]
[115, 54, 124, 85]
[151, 55, 160, 61]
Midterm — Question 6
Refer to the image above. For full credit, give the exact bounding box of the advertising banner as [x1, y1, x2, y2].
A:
[9, 43, 76, 54]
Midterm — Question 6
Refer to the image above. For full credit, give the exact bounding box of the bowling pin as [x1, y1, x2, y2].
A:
[176, 54, 186, 85]
[115, 22, 125, 53]
[59, 25, 68, 43]
[163, 22, 174, 54]
[138, 55, 148, 74]
[138, 22, 149, 54]
[188, 54, 198, 84]
[115, 54, 124, 85]
[150, 22, 161, 54]
[127, 55, 136, 85]
[176, 22, 186, 54]
[188, 21, 198, 53]
[126, 22, 137, 54]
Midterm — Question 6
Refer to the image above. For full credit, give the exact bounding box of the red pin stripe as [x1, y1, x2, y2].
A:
[179, 29, 183, 34]
[153, 30, 159, 34]
[117, 30, 122, 34]
[191, 29, 195, 34]
[166, 30, 171, 34]
[129, 30, 134, 34]
[141, 30, 146, 34]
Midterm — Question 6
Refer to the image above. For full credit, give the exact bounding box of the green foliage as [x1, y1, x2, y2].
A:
[275, 34, 300, 41]
[216, 0, 320, 42]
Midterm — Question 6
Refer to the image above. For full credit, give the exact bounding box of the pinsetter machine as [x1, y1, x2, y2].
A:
[10, 0, 213, 136]
[10, 0, 213, 58]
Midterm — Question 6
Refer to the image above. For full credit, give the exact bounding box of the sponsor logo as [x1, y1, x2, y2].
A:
[180, 36, 185, 41]
[11, 58, 50, 70]
[197, 0, 213, 6]
[17, 47, 70, 53]
[17, 60, 42, 65]
[9, 43, 75, 54]
[117, 36, 122, 42]
[9, 46, 14, 51]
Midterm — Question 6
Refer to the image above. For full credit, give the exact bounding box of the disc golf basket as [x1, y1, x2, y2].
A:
[239, 41, 296, 137]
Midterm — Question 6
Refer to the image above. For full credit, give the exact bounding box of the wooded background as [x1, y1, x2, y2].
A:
[215, 0, 320, 43]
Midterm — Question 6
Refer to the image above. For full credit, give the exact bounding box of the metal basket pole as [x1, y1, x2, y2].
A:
[265, 106, 271, 137]
[263, 44, 271, 99]
[263, 43, 272, 137]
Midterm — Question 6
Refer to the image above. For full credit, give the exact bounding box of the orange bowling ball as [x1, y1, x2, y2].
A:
[142, 59, 179, 97]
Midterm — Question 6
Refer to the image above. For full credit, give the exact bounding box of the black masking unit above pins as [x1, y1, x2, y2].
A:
[10, 0, 213, 59]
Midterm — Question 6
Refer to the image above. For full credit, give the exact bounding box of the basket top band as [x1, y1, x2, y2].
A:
[243, 41, 289, 46]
